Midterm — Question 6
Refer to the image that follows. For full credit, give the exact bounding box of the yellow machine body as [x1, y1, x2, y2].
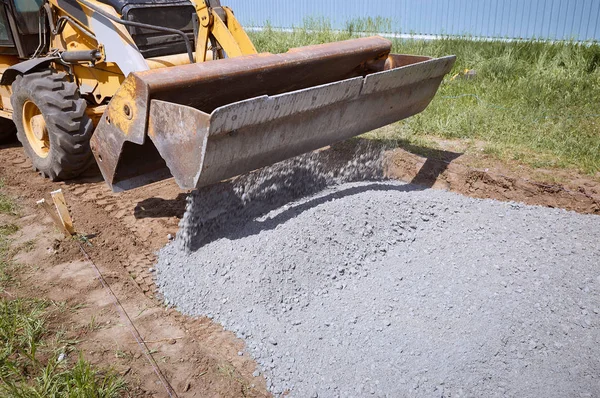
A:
[0, 0, 455, 191]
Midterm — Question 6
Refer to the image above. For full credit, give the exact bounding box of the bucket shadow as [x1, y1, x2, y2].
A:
[363, 136, 463, 188]
[180, 142, 383, 251]
[134, 194, 188, 219]
[179, 140, 431, 252]
[128, 138, 462, 251]
[408, 148, 463, 187]
[187, 181, 422, 252]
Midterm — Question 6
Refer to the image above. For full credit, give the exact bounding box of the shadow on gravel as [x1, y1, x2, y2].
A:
[179, 140, 435, 252]
[121, 138, 462, 250]
[197, 181, 420, 249]
[178, 143, 381, 251]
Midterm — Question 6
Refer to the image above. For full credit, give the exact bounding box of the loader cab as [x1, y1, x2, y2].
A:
[0, 0, 44, 57]
[116, 0, 196, 59]
[62, 0, 196, 59]
[0, 6, 16, 52]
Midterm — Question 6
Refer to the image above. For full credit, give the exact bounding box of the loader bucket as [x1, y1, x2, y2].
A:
[90, 36, 456, 191]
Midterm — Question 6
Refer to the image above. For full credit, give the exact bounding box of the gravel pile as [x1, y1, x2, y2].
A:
[157, 155, 600, 398]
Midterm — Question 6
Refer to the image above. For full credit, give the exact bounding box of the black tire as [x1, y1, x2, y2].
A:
[11, 69, 94, 180]
[0, 118, 17, 144]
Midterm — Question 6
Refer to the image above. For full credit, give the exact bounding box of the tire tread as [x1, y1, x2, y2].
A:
[11, 70, 94, 181]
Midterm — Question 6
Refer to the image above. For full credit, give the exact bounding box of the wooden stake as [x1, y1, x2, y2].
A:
[50, 189, 75, 235]
[37, 199, 71, 237]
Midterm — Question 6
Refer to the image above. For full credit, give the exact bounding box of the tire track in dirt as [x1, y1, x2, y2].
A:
[66, 180, 170, 299]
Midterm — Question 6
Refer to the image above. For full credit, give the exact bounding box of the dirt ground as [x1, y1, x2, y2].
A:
[386, 146, 599, 215]
[0, 137, 598, 397]
[0, 144, 269, 397]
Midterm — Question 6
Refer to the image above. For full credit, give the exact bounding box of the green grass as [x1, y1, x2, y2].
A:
[0, 191, 125, 397]
[250, 22, 600, 175]
[0, 180, 17, 216]
[0, 299, 125, 397]
[0, 221, 18, 288]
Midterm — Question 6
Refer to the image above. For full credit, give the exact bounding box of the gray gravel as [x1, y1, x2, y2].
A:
[157, 155, 600, 398]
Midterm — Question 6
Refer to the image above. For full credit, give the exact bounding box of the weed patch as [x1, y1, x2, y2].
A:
[0, 222, 18, 288]
[0, 180, 17, 216]
[0, 299, 125, 397]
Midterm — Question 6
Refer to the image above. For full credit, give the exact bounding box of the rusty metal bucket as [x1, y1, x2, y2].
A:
[90, 36, 456, 191]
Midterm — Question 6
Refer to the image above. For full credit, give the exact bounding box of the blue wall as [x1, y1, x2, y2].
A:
[225, 0, 600, 41]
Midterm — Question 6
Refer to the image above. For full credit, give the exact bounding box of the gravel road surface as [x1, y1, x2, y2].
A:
[157, 157, 600, 398]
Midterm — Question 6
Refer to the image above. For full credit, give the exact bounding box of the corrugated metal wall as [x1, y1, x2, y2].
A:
[225, 0, 600, 41]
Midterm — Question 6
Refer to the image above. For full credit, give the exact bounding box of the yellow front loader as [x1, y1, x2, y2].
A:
[0, 0, 455, 191]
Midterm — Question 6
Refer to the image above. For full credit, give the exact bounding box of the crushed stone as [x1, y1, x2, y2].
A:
[157, 151, 600, 398]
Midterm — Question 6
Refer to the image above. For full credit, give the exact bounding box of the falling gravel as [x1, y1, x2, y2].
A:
[157, 151, 600, 398]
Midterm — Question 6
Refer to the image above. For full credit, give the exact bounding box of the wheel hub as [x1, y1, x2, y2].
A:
[22, 100, 50, 158]
[31, 114, 47, 141]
